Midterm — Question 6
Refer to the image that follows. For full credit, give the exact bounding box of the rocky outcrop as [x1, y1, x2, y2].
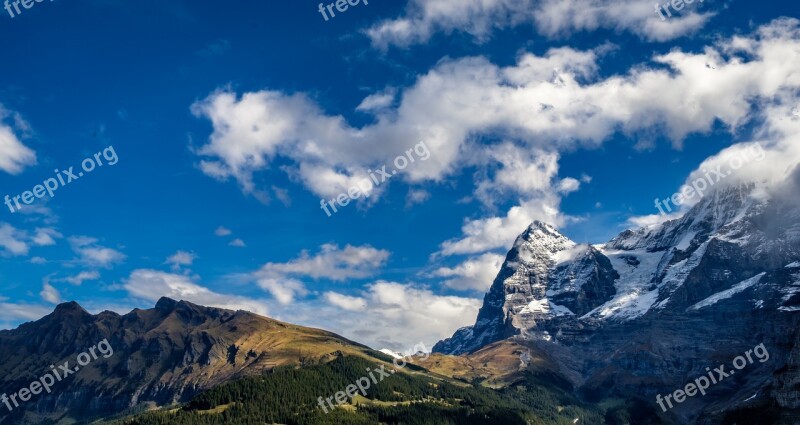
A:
[434, 221, 618, 354]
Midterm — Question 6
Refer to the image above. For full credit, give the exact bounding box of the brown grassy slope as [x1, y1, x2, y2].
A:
[417, 339, 561, 388]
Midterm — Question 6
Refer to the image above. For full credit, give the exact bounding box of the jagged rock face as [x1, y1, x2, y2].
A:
[0, 298, 370, 424]
[434, 221, 618, 353]
[435, 183, 800, 423]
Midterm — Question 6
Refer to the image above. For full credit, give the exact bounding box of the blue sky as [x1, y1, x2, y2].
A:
[0, 0, 798, 350]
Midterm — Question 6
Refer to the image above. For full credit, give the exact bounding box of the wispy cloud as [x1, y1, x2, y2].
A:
[0, 106, 36, 175]
[165, 250, 196, 271]
[123, 269, 270, 316]
[60, 270, 101, 286]
[0, 223, 61, 256]
[365, 0, 713, 50]
[0, 298, 52, 325]
[214, 226, 232, 236]
[256, 243, 390, 281]
[251, 244, 390, 305]
[40, 282, 61, 304]
[69, 236, 126, 268]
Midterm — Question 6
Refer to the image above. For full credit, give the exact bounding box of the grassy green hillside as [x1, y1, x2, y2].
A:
[108, 353, 662, 425]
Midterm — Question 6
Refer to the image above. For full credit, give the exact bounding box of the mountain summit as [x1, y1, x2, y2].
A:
[435, 183, 800, 422]
[434, 220, 618, 354]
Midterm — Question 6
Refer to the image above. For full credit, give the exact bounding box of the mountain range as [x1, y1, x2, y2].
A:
[0, 297, 377, 423]
[435, 180, 800, 423]
[1, 180, 798, 424]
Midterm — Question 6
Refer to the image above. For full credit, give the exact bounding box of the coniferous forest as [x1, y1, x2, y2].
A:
[107, 355, 663, 425]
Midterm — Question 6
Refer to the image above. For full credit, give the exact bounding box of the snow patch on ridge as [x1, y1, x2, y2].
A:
[780, 272, 800, 303]
[675, 230, 699, 251]
[519, 298, 574, 317]
[690, 273, 766, 310]
[582, 248, 662, 321]
[583, 288, 659, 320]
[656, 240, 711, 305]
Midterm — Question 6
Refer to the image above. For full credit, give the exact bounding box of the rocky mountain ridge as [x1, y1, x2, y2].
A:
[434, 182, 800, 423]
[0, 297, 373, 424]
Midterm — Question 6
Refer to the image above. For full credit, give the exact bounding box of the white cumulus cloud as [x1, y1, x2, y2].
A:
[433, 253, 505, 291]
[69, 236, 126, 268]
[299, 281, 482, 351]
[256, 243, 390, 282]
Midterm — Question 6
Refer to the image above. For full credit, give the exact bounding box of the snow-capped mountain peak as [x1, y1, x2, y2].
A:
[435, 182, 800, 354]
